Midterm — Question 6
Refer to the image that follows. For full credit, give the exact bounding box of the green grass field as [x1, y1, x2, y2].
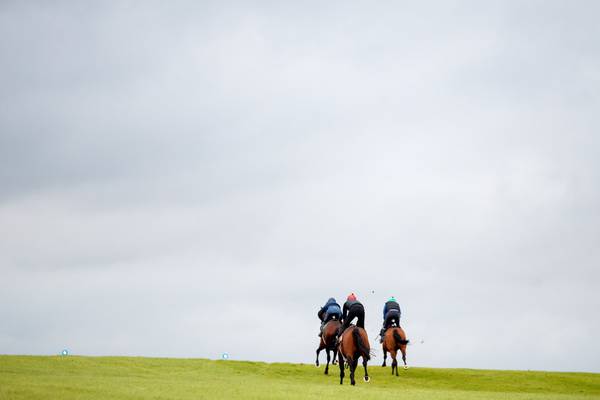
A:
[1, 355, 599, 400]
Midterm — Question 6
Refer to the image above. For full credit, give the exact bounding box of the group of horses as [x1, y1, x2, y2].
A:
[315, 318, 409, 385]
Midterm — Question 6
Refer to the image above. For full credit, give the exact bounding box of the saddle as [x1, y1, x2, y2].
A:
[380, 322, 399, 342]
[321, 316, 340, 329]
[383, 321, 399, 332]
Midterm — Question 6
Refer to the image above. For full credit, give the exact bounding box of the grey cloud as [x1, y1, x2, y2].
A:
[1, 1, 599, 372]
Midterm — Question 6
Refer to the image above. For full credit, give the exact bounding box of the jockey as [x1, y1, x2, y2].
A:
[379, 296, 401, 342]
[340, 293, 365, 333]
[317, 297, 342, 337]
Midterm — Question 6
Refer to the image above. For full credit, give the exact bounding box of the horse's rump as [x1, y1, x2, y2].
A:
[339, 326, 370, 361]
[384, 327, 409, 352]
[321, 320, 341, 348]
[352, 327, 371, 361]
[392, 329, 409, 346]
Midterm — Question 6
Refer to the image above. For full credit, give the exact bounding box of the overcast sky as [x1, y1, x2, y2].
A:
[1, 1, 599, 373]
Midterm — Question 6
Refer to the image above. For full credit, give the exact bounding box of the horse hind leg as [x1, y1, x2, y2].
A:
[349, 358, 358, 386]
[391, 349, 398, 376]
[338, 351, 345, 385]
[363, 357, 370, 382]
[382, 348, 387, 367]
[324, 349, 331, 375]
[401, 345, 408, 369]
[332, 346, 338, 365]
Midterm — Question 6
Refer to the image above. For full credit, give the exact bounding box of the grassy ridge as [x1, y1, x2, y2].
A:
[1, 356, 599, 399]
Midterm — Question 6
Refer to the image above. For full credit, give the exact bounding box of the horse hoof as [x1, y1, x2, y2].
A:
[364, 376, 370, 382]
[404, 365, 408, 370]
[315, 364, 319, 368]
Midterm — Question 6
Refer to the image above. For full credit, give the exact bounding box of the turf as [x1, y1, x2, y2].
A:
[1, 355, 599, 399]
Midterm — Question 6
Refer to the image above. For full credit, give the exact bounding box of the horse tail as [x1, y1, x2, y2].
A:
[393, 329, 409, 346]
[352, 327, 371, 361]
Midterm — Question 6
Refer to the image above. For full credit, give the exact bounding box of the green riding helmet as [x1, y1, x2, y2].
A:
[388, 296, 396, 302]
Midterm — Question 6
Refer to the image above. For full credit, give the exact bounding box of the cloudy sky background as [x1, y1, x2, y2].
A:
[1, 1, 599, 372]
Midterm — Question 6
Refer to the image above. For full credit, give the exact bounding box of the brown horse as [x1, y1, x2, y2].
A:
[381, 326, 409, 376]
[315, 319, 340, 374]
[337, 325, 370, 385]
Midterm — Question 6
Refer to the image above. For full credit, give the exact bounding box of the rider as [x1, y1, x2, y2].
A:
[340, 293, 365, 333]
[379, 296, 401, 342]
[317, 297, 342, 337]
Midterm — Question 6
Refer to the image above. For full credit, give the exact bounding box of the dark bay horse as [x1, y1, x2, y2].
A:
[315, 319, 341, 374]
[337, 325, 370, 385]
[382, 326, 409, 376]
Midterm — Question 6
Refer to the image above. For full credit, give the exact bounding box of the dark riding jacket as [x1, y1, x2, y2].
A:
[342, 299, 363, 320]
[318, 298, 341, 321]
[383, 300, 401, 319]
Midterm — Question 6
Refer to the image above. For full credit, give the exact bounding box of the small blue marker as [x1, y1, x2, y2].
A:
[221, 353, 229, 360]
[61, 349, 69, 356]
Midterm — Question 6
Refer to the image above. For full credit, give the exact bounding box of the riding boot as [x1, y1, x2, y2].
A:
[379, 327, 386, 343]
